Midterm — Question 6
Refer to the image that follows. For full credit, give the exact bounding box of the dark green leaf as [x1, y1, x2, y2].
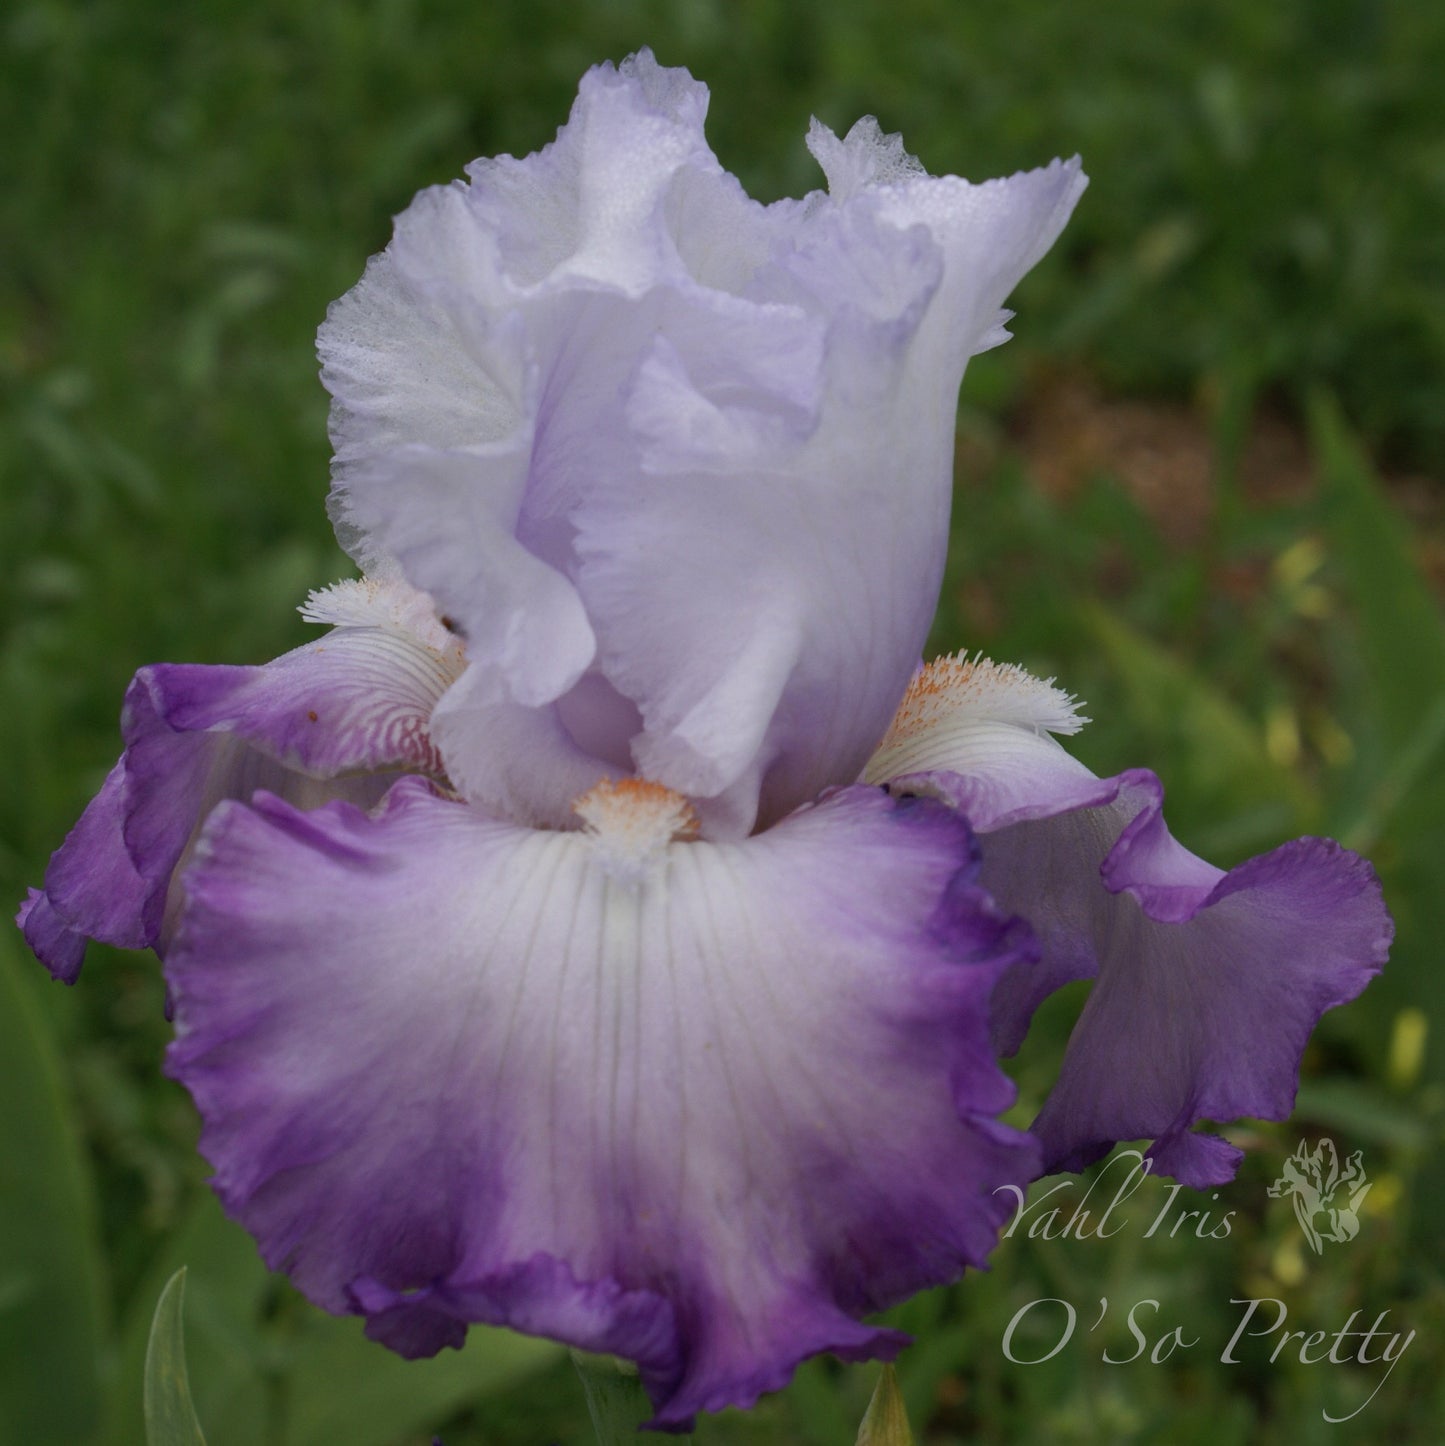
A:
[1293, 1079, 1431, 1152]
[1312, 395, 1445, 1269]
[572, 1350, 687, 1445]
[1084, 601, 1315, 848]
[282, 1313, 558, 1446]
[0, 941, 109, 1445]
[1312, 392, 1445, 850]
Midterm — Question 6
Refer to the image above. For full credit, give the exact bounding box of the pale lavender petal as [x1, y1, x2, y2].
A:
[426, 670, 619, 831]
[866, 655, 1391, 1185]
[808, 120, 1087, 388]
[328, 430, 597, 714]
[164, 779, 1037, 1426]
[18, 582, 459, 979]
[316, 53, 726, 709]
[573, 206, 948, 832]
[319, 52, 1086, 835]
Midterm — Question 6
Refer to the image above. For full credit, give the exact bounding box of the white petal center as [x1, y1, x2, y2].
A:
[574, 777, 700, 883]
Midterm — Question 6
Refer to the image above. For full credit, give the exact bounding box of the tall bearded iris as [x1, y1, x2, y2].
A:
[19, 52, 1389, 1430]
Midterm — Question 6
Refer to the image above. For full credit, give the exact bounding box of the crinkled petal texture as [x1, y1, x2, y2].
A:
[164, 778, 1038, 1427]
[319, 49, 1086, 837]
[18, 579, 460, 980]
[866, 657, 1392, 1187]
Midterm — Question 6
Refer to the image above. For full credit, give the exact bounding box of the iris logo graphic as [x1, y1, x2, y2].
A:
[1268, 1139, 1371, 1254]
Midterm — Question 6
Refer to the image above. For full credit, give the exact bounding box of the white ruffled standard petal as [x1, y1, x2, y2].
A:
[318, 50, 1087, 836]
[866, 654, 1391, 1185]
[804, 118, 1087, 397]
[163, 778, 1038, 1426]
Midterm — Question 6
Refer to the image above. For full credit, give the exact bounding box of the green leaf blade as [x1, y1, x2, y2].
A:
[571, 1350, 689, 1445]
[0, 941, 110, 1446]
[144, 1268, 208, 1446]
[855, 1364, 914, 1446]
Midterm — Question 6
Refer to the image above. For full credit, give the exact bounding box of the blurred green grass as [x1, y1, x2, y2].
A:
[3, 1, 1443, 1442]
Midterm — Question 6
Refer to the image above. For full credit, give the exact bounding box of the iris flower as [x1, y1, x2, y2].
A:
[19, 52, 1389, 1429]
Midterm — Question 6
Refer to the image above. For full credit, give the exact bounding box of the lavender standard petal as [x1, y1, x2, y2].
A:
[319, 51, 1085, 834]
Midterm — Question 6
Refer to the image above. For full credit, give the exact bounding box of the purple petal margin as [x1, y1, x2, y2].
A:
[892, 764, 1391, 1186]
[163, 779, 1039, 1426]
[18, 619, 451, 980]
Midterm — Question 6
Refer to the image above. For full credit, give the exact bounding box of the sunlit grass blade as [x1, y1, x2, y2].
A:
[855, 1364, 914, 1446]
[108, 1185, 560, 1446]
[144, 1269, 208, 1446]
[105, 1189, 278, 1446]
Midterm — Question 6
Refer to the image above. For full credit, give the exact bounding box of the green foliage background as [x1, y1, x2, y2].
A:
[2, 1, 1442, 1442]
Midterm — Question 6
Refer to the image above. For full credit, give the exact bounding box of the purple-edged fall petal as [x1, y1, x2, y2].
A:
[866, 654, 1392, 1186]
[18, 578, 461, 978]
[164, 777, 1037, 1427]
